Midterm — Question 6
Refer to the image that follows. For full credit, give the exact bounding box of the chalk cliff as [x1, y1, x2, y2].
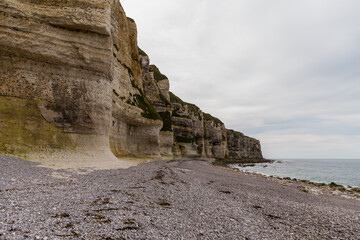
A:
[0, 0, 263, 163]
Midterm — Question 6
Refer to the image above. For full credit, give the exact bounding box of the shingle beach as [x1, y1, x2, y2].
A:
[0, 155, 359, 240]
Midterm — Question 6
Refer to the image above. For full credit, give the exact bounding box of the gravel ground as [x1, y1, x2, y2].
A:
[0, 155, 359, 240]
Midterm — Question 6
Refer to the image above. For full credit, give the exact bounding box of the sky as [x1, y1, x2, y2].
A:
[121, 0, 360, 159]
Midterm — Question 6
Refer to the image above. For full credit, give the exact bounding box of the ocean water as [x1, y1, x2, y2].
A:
[230, 159, 360, 187]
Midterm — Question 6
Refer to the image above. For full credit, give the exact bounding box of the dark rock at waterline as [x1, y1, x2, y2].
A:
[213, 158, 273, 167]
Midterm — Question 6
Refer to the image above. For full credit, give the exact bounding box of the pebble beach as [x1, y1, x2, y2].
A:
[0, 155, 359, 239]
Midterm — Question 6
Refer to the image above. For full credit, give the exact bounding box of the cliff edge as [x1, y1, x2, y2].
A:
[0, 0, 263, 165]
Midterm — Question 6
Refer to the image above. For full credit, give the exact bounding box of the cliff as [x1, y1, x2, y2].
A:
[0, 0, 263, 163]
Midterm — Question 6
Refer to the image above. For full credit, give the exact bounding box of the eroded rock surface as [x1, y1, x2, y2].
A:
[0, 0, 263, 163]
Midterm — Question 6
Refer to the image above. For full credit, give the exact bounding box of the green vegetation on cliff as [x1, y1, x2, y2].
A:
[158, 111, 173, 132]
[186, 103, 202, 119]
[175, 136, 195, 144]
[227, 129, 245, 141]
[138, 47, 148, 57]
[169, 92, 185, 104]
[203, 113, 223, 126]
[169, 92, 202, 119]
[135, 92, 161, 120]
[0, 97, 77, 159]
[149, 65, 168, 82]
[131, 80, 162, 120]
[159, 93, 171, 107]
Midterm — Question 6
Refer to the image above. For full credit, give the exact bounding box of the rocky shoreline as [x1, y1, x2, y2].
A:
[226, 161, 360, 195]
[212, 158, 273, 167]
[1, 155, 359, 240]
[225, 165, 360, 199]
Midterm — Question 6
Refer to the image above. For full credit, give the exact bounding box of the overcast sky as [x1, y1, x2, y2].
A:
[121, 0, 360, 159]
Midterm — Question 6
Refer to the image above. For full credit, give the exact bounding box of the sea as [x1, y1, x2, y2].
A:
[230, 159, 360, 188]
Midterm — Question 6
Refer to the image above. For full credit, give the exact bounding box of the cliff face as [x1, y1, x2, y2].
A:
[0, 0, 263, 162]
[169, 93, 263, 160]
[0, 0, 116, 161]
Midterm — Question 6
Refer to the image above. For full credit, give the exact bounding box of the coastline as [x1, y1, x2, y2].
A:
[222, 159, 360, 198]
[1, 155, 359, 239]
[224, 165, 360, 200]
[226, 159, 360, 190]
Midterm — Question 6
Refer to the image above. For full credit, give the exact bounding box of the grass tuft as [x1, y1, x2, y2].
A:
[203, 112, 223, 126]
[149, 65, 168, 81]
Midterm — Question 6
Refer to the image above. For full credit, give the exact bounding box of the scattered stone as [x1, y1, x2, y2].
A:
[219, 190, 232, 194]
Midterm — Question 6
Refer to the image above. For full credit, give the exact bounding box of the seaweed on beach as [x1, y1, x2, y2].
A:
[212, 158, 272, 167]
[328, 182, 346, 191]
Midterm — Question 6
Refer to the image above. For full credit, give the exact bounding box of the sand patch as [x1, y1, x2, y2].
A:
[26, 149, 150, 173]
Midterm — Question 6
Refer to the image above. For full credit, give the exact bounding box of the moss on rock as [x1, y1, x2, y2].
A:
[203, 112, 223, 126]
[138, 47, 148, 57]
[130, 80, 161, 120]
[149, 65, 168, 82]
[175, 136, 195, 144]
[159, 93, 171, 107]
[0, 96, 77, 159]
[169, 92, 185, 104]
[158, 111, 173, 132]
[186, 103, 201, 119]
[170, 92, 201, 119]
[135, 92, 161, 120]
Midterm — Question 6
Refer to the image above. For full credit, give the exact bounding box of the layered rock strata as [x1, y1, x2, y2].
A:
[0, 0, 263, 163]
[169, 93, 263, 160]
